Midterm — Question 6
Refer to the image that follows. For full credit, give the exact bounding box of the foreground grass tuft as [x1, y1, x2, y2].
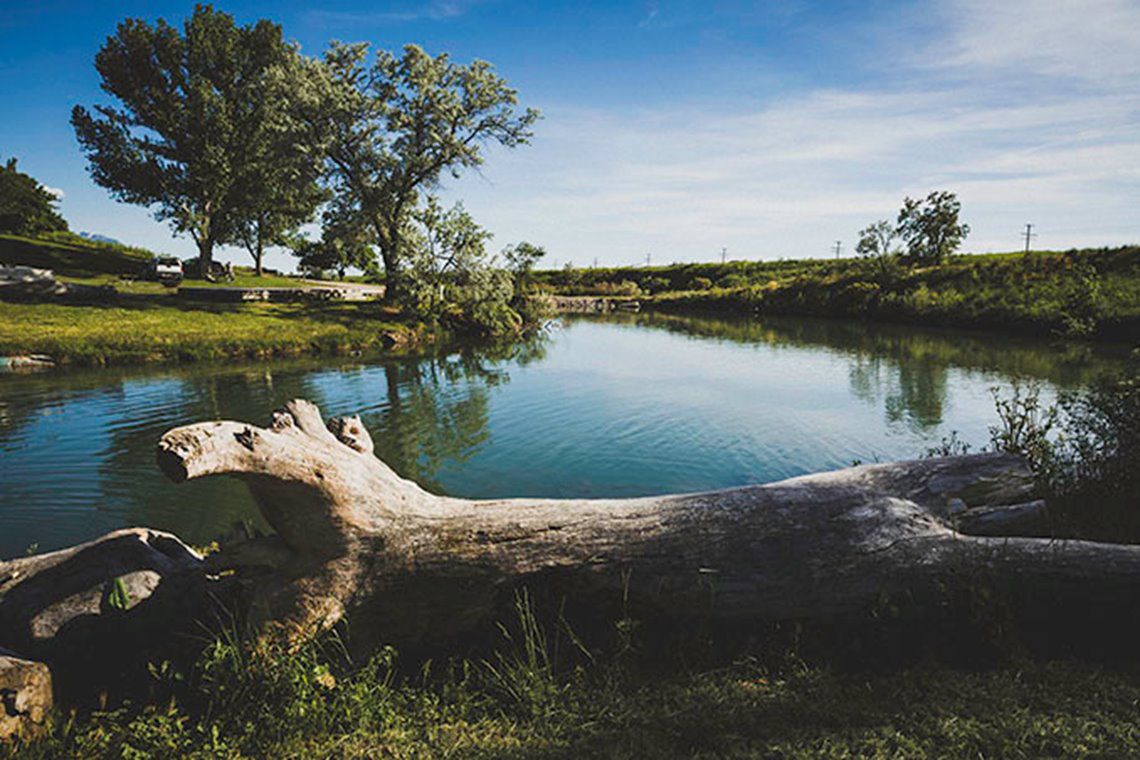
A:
[6, 636, 1140, 759]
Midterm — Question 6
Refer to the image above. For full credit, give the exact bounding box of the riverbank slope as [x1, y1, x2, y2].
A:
[537, 247, 1140, 342]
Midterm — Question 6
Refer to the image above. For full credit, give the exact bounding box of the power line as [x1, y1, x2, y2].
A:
[1022, 223, 1037, 253]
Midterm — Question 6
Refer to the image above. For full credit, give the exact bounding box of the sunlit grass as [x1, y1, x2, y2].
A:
[0, 299, 418, 366]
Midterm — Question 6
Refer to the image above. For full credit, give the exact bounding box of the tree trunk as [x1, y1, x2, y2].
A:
[196, 236, 214, 273]
[149, 400, 1140, 652]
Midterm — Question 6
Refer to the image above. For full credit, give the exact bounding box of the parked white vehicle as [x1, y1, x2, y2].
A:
[144, 256, 183, 287]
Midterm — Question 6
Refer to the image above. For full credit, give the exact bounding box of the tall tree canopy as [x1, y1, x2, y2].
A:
[291, 42, 539, 295]
[0, 158, 68, 235]
[71, 5, 309, 270]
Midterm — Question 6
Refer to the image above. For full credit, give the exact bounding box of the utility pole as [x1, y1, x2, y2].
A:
[645, 252, 651, 266]
[832, 240, 842, 259]
[721, 247, 727, 264]
[592, 257, 598, 268]
[1023, 223, 1036, 253]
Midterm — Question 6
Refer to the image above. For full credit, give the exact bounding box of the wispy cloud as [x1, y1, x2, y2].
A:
[451, 0, 1140, 264]
[307, 0, 483, 25]
[925, 0, 1140, 89]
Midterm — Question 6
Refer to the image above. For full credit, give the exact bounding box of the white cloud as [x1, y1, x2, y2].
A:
[449, 1, 1140, 264]
[43, 186, 64, 199]
[927, 0, 1140, 89]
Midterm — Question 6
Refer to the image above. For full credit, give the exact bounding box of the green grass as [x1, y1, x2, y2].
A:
[539, 247, 1140, 342]
[0, 298, 422, 366]
[55, 270, 320, 295]
[6, 621, 1140, 758]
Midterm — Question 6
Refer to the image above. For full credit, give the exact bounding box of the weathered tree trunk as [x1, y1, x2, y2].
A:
[150, 399, 1140, 652]
[4, 399, 1139, 716]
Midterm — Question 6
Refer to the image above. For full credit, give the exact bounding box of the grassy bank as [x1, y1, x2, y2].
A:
[0, 233, 424, 365]
[0, 298, 423, 366]
[539, 247, 1140, 342]
[7, 614, 1140, 758]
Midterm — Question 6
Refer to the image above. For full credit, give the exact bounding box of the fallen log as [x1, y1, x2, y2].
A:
[148, 399, 1140, 651]
[4, 398, 1139, 712]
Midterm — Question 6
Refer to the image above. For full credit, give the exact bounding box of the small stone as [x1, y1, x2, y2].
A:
[0, 655, 52, 740]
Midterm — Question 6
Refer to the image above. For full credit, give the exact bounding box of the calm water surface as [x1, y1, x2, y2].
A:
[0, 313, 1130, 557]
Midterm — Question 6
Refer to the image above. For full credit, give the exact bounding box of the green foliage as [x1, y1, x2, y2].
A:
[1057, 260, 1103, 336]
[502, 241, 546, 288]
[986, 370, 1140, 540]
[71, 6, 301, 267]
[0, 158, 68, 235]
[548, 247, 1140, 341]
[290, 41, 539, 292]
[101, 577, 133, 612]
[987, 381, 1059, 469]
[230, 58, 327, 276]
[292, 221, 376, 281]
[897, 190, 970, 265]
[855, 219, 900, 274]
[397, 198, 520, 336]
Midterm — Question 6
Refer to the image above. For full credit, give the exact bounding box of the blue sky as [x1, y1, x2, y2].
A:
[1, 0, 1137, 271]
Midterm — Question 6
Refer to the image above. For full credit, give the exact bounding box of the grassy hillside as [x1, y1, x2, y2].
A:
[537, 247, 1140, 342]
[0, 232, 154, 277]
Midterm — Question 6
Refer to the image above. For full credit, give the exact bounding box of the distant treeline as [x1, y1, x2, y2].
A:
[535, 247, 1140, 342]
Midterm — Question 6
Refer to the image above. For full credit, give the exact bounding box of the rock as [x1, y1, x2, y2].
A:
[0, 266, 66, 299]
[0, 654, 52, 740]
[0, 355, 55, 373]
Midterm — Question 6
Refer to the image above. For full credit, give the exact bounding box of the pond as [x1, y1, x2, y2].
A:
[0, 313, 1131, 558]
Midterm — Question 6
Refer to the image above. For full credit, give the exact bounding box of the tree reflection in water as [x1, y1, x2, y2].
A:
[591, 311, 1123, 432]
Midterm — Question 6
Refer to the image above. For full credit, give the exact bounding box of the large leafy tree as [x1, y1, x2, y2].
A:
[0, 158, 68, 235]
[897, 191, 970, 265]
[71, 5, 301, 270]
[291, 42, 539, 296]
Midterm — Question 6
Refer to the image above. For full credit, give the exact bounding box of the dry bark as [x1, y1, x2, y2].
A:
[149, 399, 1140, 651]
[3, 398, 1139, 708]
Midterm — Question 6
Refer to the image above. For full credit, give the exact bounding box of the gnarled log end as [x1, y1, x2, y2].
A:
[156, 421, 261, 483]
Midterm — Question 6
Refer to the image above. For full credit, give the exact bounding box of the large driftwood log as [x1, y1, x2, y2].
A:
[150, 399, 1140, 651]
